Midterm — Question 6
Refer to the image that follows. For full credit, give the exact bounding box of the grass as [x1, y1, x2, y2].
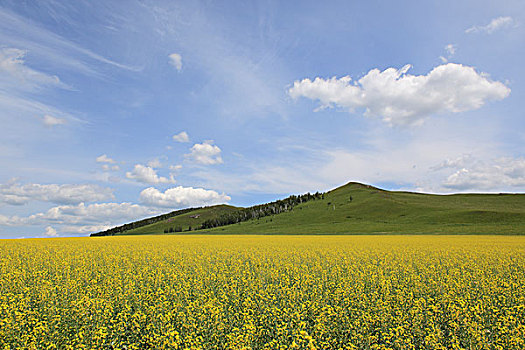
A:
[117, 182, 525, 236]
[124, 204, 238, 235]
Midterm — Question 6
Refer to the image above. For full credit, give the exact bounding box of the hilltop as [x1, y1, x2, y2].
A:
[91, 182, 525, 236]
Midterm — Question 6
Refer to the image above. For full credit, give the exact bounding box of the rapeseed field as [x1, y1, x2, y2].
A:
[1, 235, 524, 349]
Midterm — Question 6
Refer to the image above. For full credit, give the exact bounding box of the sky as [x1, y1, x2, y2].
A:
[0, 0, 524, 238]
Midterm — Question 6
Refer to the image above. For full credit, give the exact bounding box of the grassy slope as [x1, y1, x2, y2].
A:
[123, 205, 239, 235]
[204, 183, 525, 235]
[119, 182, 525, 235]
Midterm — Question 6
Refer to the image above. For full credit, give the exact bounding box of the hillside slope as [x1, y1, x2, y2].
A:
[92, 182, 525, 236]
[206, 182, 525, 235]
[124, 205, 239, 235]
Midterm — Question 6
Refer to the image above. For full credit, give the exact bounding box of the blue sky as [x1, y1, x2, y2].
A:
[0, 0, 524, 238]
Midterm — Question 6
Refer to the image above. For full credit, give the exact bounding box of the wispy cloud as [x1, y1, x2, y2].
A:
[0, 47, 71, 91]
[444, 44, 456, 56]
[0, 46, 81, 131]
[0, 7, 141, 75]
[439, 43, 457, 63]
[43, 114, 66, 127]
[143, 2, 289, 118]
[188, 116, 510, 195]
[466, 16, 517, 34]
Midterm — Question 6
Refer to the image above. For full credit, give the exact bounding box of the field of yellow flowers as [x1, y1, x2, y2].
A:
[1, 235, 524, 349]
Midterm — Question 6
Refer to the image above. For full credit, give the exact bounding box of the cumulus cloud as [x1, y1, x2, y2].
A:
[43, 226, 58, 237]
[442, 157, 525, 191]
[173, 131, 189, 143]
[168, 53, 182, 71]
[43, 114, 66, 126]
[2, 202, 157, 227]
[288, 63, 510, 126]
[0, 182, 114, 205]
[126, 164, 175, 184]
[139, 186, 231, 208]
[96, 154, 116, 164]
[186, 140, 223, 165]
[466, 16, 516, 34]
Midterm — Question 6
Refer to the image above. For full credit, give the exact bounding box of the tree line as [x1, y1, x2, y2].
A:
[163, 225, 193, 233]
[90, 207, 200, 236]
[199, 192, 324, 230]
[91, 191, 326, 237]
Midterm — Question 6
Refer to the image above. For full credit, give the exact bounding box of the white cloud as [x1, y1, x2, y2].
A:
[102, 164, 120, 171]
[0, 47, 77, 130]
[93, 172, 121, 183]
[0, 214, 9, 226]
[0, 182, 114, 205]
[139, 186, 231, 208]
[288, 63, 510, 126]
[439, 44, 457, 64]
[43, 114, 66, 127]
[189, 117, 511, 196]
[147, 158, 162, 168]
[126, 164, 175, 184]
[2, 202, 157, 227]
[186, 140, 223, 165]
[142, 4, 287, 119]
[173, 131, 190, 143]
[466, 16, 516, 34]
[169, 164, 183, 171]
[441, 157, 525, 191]
[62, 224, 113, 235]
[168, 53, 182, 71]
[0, 48, 70, 91]
[444, 44, 456, 56]
[96, 154, 116, 164]
[431, 154, 476, 171]
[0, 8, 140, 75]
[0, 93, 77, 126]
[43, 226, 58, 237]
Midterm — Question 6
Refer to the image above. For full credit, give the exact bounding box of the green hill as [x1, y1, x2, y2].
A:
[92, 182, 525, 236]
[124, 205, 239, 235]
